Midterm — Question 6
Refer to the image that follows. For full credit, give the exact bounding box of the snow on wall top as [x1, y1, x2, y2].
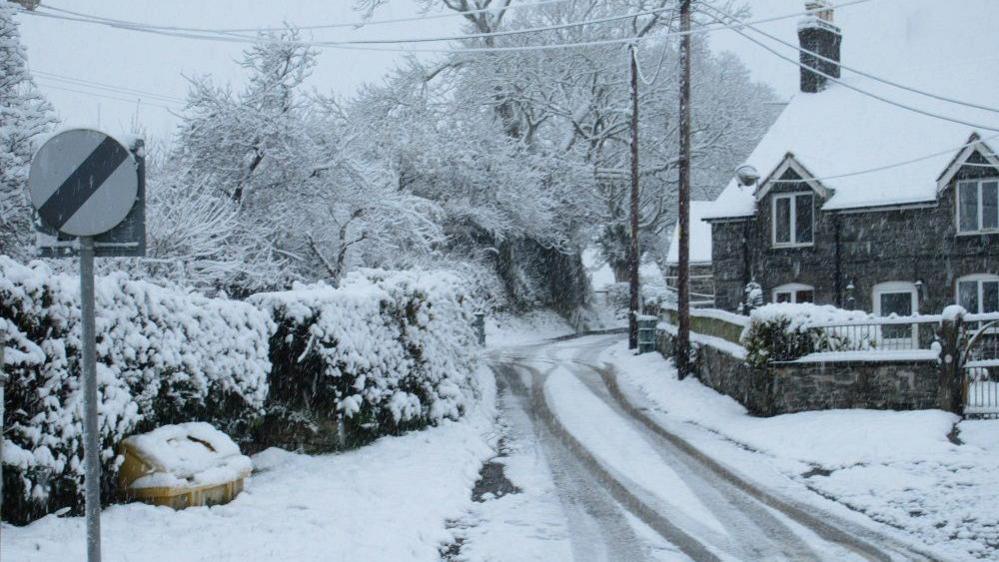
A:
[705, 0, 999, 220]
[667, 201, 713, 264]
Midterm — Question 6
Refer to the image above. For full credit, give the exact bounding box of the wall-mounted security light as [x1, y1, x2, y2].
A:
[735, 165, 760, 187]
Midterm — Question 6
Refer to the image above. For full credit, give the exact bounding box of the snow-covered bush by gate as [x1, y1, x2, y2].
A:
[0, 257, 271, 524]
[742, 303, 879, 368]
[249, 269, 478, 452]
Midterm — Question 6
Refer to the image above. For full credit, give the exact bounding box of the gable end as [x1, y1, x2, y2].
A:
[755, 154, 832, 202]
[937, 134, 999, 191]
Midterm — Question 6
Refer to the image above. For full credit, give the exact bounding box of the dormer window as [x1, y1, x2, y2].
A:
[772, 192, 814, 247]
[957, 179, 999, 234]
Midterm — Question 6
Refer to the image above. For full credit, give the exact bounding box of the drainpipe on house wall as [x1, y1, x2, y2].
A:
[834, 214, 842, 307]
[742, 220, 752, 311]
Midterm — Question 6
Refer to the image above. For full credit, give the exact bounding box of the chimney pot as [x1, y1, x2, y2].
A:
[798, 1, 841, 93]
[806, 0, 834, 23]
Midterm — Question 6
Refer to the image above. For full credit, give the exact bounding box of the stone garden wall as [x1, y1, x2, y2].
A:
[656, 329, 939, 416]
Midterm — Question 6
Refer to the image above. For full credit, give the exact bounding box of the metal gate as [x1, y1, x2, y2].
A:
[962, 319, 999, 418]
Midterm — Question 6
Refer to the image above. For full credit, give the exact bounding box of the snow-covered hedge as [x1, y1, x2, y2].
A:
[0, 257, 271, 524]
[742, 303, 876, 368]
[249, 269, 478, 452]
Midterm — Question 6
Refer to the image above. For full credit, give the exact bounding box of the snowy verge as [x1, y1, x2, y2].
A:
[602, 342, 999, 560]
[4, 366, 500, 562]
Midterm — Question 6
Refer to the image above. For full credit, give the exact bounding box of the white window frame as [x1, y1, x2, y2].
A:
[955, 274, 999, 314]
[956, 178, 999, 235]
[772, 282, 815, 304]
[771, 192, 814, 248]
[872, 281, 919, 349]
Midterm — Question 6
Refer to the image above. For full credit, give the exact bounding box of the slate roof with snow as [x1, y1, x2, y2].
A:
[667, 201, 713, 264]
[705, 0, 999, 220]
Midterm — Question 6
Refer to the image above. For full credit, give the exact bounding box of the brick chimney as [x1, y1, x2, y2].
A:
[797, 0, 841, 93]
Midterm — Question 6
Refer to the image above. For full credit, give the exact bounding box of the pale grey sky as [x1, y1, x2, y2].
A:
[19, 0, 806, 143]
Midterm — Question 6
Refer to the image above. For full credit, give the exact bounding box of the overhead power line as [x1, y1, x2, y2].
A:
[19, 0, 873, 55]
[41, 3, 679, 46]
[40, 0, 573, 33]
[766, 133, 999, 184]
[705, 3, 999, 116]
[35, 80, 181, 111]
[632, 5, 679, 88]
[311, 4, 677, 45]
[20, 10, 648, 54]
[33, 69, 186, 104]
[701, 4, 999, 133]
[633, 39, 672, 86]
[27, 4, 676, 48]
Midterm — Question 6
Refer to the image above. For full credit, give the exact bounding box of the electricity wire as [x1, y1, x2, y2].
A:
[766, 134, 999, 184]
[41, 3, 679, 47]
[700, 4, 999, 133]
[18, 0, 873, 55]
[35, 80, 182, 111]
[33, 69, 186, 105]
[705, 2, 999, 115]
[40, 0, 574, 34]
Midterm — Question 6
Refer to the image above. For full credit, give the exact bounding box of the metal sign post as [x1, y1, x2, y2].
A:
[28, 129, 145, 562]
[1, 345, 7, 527]
[78, 236, 101, 562]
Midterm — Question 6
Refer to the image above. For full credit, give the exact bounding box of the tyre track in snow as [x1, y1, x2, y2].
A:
[498, 362, 722, 562]
[592, 359, 946, 562]
[556, 340, 828, 562]
[538, 335, 944, 562]
[495, 334, 946, 561]
[488, 362, 658, 562]
[540, 339, 832, 561]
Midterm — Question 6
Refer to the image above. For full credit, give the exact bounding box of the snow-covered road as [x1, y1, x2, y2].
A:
[471, 335, 942, 562]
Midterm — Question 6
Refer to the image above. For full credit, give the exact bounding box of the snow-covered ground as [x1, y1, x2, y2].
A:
[445, 367, 576, 562]
[4, 368, 500, 562]
[486, 310, 576, 347]
[602, 342, 999, 560]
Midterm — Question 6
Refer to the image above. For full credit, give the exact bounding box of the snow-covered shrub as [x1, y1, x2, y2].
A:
[606, 282, 630, 315]
[641, 284, 676, 317]
[249, 269, 477, 451]
[0, 257, 271, 524]
[742, 303, 875, 368]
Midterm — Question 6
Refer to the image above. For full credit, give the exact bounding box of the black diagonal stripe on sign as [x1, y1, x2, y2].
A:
[37, 136, 130, 230]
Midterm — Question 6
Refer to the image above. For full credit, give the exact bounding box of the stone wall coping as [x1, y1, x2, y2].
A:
[783, 349, 940, 364]
[659, 322, 748, 360]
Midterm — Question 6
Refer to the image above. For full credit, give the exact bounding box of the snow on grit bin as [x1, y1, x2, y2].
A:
[118, 422, 252, 510]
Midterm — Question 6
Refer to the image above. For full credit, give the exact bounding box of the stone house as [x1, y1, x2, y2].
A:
[703, 0, 999, 319]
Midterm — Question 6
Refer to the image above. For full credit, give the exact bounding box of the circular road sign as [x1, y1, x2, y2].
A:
[29, 128, 138, 237]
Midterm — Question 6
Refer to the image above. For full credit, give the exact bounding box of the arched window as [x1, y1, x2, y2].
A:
[956, 274, 999, 314]
[772, 283, 814, 304]
[873, 281, 918, 348]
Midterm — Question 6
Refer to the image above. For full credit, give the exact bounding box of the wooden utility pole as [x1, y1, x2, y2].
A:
[628, 44, 641, 350]
[676, 0, 692, 378]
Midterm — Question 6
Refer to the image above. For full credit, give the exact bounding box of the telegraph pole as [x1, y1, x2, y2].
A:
[676, 0, 692, 379]
[628, 44, 641, 350]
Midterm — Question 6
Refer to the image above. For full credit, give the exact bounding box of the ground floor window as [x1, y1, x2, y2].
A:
[873, 281, 918, 347]
[773, 283, 814, 304]
[957, 274, 999, 314]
